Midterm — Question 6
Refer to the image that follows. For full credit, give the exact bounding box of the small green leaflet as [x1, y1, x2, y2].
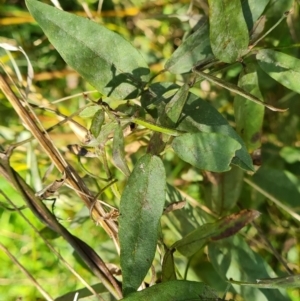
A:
[90, 109, 105, 138]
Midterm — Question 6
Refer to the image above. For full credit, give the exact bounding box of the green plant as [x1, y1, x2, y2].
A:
[0, 0, 300, 300]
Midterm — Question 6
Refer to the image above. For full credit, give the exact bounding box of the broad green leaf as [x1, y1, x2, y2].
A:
[119, 154, 166, 295]
[90, 109, 105, 138]
[257, 49, 300, 94]
[79, 105, 100, 118]
[171, 132, 241, 172]
[141, 83, 254, 171]
[161, 249, 176, 282]
[112, 124, 130, 177]
[230, 274, 300, 289]
[252, 166, 300, 208]
[121, 280, 220, 301]
[177, 95, 254, 172]
[172, 209, 260, 257]
[203, 166, 244, 215]
[25, 0, 150, 100]
[164, 21, 213, 74]
[164, 83, 190, 126]
[234, 64, 264, 152]
[208, 236, 290, 301]
[208, 0, 249, 63]
[241, 0, 270, 30]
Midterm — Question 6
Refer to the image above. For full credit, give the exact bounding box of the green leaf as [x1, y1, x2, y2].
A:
[280, 146, 300, 163]
[142, 83, 254, 171]
[119, 154, 166, 295]
[162, 184, 209, 237]
[86, 119, 129, 147]
[141, 83, 178, 118]
[161, 249, 177, 282]
[79, 105, 100, 118]
[120, 280, 220, 301]
[178, 94, 254, 172]
[172, 209, 260, 257]
[39, 227, 61, 240]
[25, 0, 150, 100]
[208, 0, 249, 63]
[230, 274, 300, 289]
[203, 166, 244, 215]
[164, 21, 213, 74]
[234, 63, 264, 152]
[241, 0, 270, 30]
[90, 109, 105, 138]
[112, 123, 130, 177]
[252, 166, 300, 209]
[171, 132, 241, 172]
[208, 236, 290, 301]
[257, 49, 300, 94]
[164, 83, 190, 127]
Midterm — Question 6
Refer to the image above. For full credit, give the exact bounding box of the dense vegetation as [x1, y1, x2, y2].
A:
[0, 0, 300, 300]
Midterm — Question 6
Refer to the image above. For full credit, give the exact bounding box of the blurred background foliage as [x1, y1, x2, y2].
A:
[0, 0, 300, 300]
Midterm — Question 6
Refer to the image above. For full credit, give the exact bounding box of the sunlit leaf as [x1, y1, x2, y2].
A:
[208, 0, 249, 63]
[25, 0, 150, 99]
[241, 0, 270, 30]
[172, 132, 241, 172]
[79, 106, 100, 118]
[119, 154, 166, 295]
[165, 21, 213, 74]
